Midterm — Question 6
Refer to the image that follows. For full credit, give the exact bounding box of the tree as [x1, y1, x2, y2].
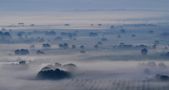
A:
[71, 45, 76, 49]
[15, 49, 29, 55]
[131, 34, 136, 37]
[37, 68, 71, 80]
[141, 48, 148, 55]
[80, 45, 85, 49]
[36, 50, 45, 54]
[42, 43, 51, 48]
[58, 43, 69, 49]
[120, 29, 126, 33]
[94, 44, 99, 49]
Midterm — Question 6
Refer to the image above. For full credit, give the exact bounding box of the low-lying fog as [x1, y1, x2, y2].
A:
[0, 19, 169, 90]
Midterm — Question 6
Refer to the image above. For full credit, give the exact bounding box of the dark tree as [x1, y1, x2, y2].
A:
[71, 45, 76, 49]
[110, 25, 114, 29]
[120, 29, 126, 33]
[63, 43, 68, 48]
[58, 43, 69, 49]
[15, 49, 29, 55]
[101, 38, 108, 41]
[42, 43, 51, 48]
[94, 44, 99, 49]
[131, 34, 136, 37]
[19, 60, 26, 65]
[37, 67, 71, 80]
[117, 34, 121, 38]
[89, 32, 98, 37]
[80, 45, 85, 49]
[98, 24, 102, 26]
[165, 52, 169, 57]
[80, 50, 86, 53]
[141, 48, 148, 55]
[36, 50, 45, 54]
[156, 74, 169, 81]
[97, 41, 102, 45]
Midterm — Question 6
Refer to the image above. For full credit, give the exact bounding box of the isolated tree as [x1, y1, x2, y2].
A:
[36, 50, 45, 54]
[89, 32, 98, 37]
[71, 45, 76, 49]
[15, 49, 29, 55]
[97, 41, 102, 45]
[64, 24, 70, 26]
[42, 43, 51, 48]
[55, 36, 63, 41]
[101, 37, 108, 41]
[63, 43, 69, 49]
[45, 31, 56, 35]
[79, 45, 86, 53]
[59, 43, 63, 48]
[80, 45, 85, 49]
[80, 50, 86, 53]
[141, 48, 148, 55]
[19, 60, 26, 65]
[98, 24, 102, 26]
[148, 30, 154, 34]
[165, 52, 169, 57]
[156, 74, 169, 81]
[117, 34, 121, 38]
[37, 68, 71, 80]
[110, 25, 114, 29]
[58, 43, 69, 49]
[131, 34, 136, 37]
[120, 29, 126, 33]
[94, 44, 99, 49]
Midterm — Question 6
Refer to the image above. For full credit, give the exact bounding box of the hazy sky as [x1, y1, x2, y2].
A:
[0, 0, 169, 11]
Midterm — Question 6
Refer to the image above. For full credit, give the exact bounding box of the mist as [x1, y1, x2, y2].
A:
[0, 0, 169, 89]
[1, 20, 169, 89]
